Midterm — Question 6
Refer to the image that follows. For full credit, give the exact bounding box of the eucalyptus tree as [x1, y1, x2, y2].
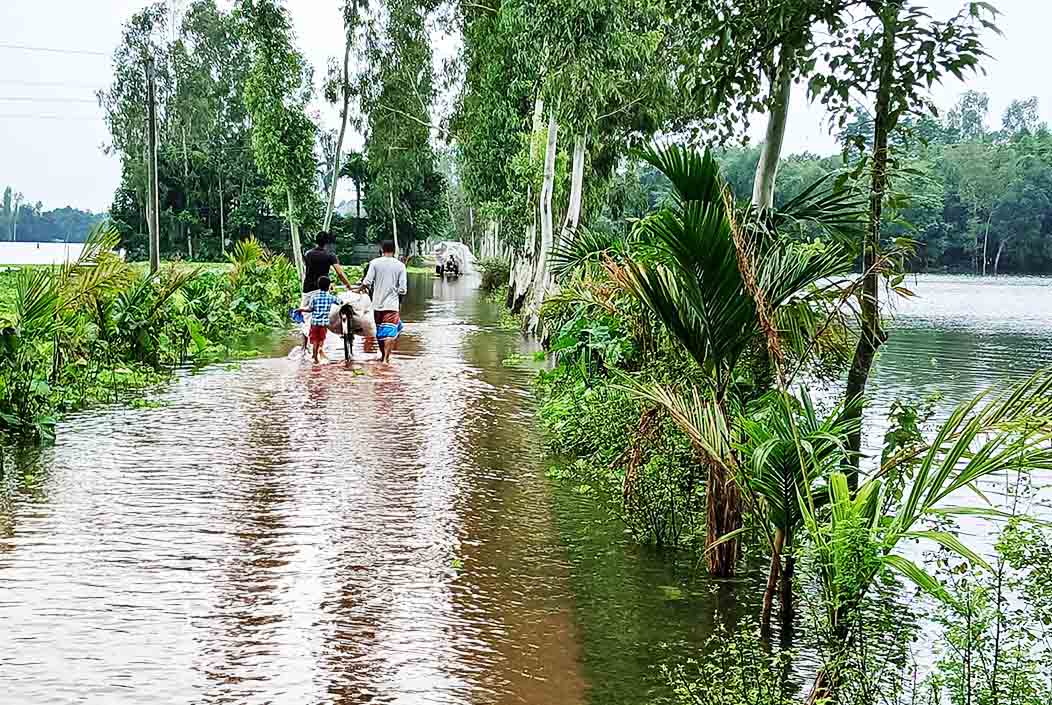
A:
[323, 0, 369, 232]
[238, 0, 318, 277]
[180, 0, 257, 256]
[361, 0, 443, 254]
[1001, 96, 1042, 137]
[659, 0, 857, 213]
[451, 0, 540, 310]
[98, 3, 175, 252]
[515, 0, 680, 332]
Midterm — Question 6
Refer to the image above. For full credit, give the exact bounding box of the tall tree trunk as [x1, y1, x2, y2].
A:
[561, 132, 587, 244]
[469, 207, 477, 255]
[182, 126, 193, 259]
[218, 169, 226, 257]
[355, 180, 362, 239]
[525, 110, 558, 334]
[761, 528, 785, 632]
[390, 190, 400, 255]
[842, 4, 898, 490]
[508, 96, 545, 312]
[146, 58, 160, 274]
[752, 45, 795, 209]
[780, 551, 795, 624]
[981, 210, 993, 277]
[11, 195, 21, 242]
[287, 188, 304, 279]
[324, 41, 352, 232]
[993, 237, 1008, 276]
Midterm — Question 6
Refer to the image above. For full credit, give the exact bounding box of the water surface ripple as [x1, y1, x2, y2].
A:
[0, 276, 584, 705]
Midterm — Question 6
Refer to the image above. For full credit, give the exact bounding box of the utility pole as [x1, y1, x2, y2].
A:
[389, 190, 399, 256]
[145, 55, 161, 274]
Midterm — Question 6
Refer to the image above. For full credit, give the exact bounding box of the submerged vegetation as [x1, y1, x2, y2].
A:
[531, 144, 1052, 701]
[0, 225, 297, 442]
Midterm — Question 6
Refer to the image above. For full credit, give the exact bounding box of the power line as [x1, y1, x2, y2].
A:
[0, 43, 108, 57]
[0, 114, 100, 121]
[0, 97, 98, 104]
[0, 79, 102, 89]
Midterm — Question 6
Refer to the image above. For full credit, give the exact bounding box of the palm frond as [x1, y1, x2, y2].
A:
[770, 172, 867, 242]
[614, 375, 732, 471]
[640, 143, 724, 206]
[736, 390, 859, 536]
[550, 226, 628, 279]
[14, 268, 57, 336]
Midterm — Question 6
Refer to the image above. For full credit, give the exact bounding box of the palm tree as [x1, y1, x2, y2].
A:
[734, 390, 859, 630]
[610, 143, 858, 576]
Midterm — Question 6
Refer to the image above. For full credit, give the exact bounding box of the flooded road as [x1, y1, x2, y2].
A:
[1, 276, 587, 704]
[2, 274, 1052, 704]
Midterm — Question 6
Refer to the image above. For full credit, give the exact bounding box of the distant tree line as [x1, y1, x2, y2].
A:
[715, 91, 1052, 275]
[1, 187, 106, 243]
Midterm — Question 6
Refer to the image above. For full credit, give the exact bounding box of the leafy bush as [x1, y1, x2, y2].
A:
[0, 229, 297, 442]
[664, 622, 796, 705]
[477, 256, 510, 292]
[536, 297, 706, 548]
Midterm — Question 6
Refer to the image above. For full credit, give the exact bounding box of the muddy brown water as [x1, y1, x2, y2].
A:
[2, 274, 1052, 704]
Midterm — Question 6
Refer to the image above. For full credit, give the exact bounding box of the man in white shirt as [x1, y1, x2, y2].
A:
[362, 239, 407, 363]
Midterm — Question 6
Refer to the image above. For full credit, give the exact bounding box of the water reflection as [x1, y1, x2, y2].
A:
[0, 274, 584, 704]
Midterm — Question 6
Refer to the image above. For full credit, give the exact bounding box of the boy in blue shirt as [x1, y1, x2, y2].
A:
[296, 276, 340, 363]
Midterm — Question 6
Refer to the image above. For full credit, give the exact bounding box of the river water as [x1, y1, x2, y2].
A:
[0, 242, 87, 266]
[1, 274, 1051, 704]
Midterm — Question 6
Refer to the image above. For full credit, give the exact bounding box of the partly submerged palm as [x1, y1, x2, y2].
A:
[611, 143, 855, 394]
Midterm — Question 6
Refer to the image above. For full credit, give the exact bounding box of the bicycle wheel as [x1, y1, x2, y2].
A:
[341, 311, 353, 360]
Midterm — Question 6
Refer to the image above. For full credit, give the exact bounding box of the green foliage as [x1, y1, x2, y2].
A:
[101, 1, 292, 261]
[664, 622, 796, 705]
[926, 506, 1052, 705]
[240, 0, 319, 235]
[712, 90, 1052, 275]
[476, 257, 510, 293]
[797, 370, 1052, 695]
[0, 190, 106, 243]
[361, 0, 448, 248]
[0, 227, 296, 443]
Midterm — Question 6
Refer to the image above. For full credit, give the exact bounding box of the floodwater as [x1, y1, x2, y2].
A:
[2, 274, 1052, 704]
[0, 241, 87, 266]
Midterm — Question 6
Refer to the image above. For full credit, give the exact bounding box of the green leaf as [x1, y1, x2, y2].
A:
[903, 530, 992, 572]
[883, 554, 953, 605]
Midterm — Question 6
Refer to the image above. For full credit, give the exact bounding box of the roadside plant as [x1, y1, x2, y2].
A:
[610, 142, 858, 576]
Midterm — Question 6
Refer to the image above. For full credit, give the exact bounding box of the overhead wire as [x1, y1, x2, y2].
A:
[0, 79, 102, 89]
[0, 114, 100, 120]
[0, 43, 108, 57]
[0, 97, 98, 103]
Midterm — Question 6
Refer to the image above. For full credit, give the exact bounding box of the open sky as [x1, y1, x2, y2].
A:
[0, 0, 1047, 212]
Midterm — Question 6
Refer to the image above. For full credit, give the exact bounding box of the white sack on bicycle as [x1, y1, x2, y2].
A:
[326, 290, 377, 338]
